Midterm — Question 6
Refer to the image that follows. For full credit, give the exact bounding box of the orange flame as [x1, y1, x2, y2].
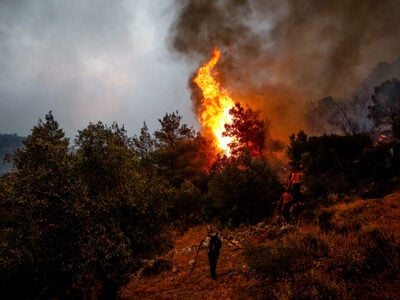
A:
[193, 48, 235, 155]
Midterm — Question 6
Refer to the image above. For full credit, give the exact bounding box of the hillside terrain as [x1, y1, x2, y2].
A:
[121, 192, 400, 299]
[121, 225, 265, 299]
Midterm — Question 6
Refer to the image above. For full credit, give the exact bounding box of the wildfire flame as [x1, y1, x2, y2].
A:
[193, 48, 235, 155]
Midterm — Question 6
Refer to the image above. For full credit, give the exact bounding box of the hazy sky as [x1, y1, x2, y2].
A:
[2, 0, 400, 141]
[0, 0, 198, 138]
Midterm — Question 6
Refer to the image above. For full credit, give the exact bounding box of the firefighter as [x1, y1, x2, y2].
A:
[205, 225, 222, 280]
[278, 190, 293, 225]
[288, 166, 304, 203]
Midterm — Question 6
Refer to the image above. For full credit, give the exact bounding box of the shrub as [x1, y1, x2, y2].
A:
[244, 244, 298, 281]
[282, 270, 351, 299]
[358, 227, 400, 278]
[167, 180, 204, 225]
[206, 154, 282, 227]
[244, 232, 329, 281]
[318, 210, 335, 233]
[286, 131, 400, 198]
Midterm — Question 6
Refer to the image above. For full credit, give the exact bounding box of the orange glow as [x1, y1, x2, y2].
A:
[193, 48, 235, 155]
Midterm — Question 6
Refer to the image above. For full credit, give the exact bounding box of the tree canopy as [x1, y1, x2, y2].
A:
[224, 102, 266, 157]
[368, 78, 400, 136]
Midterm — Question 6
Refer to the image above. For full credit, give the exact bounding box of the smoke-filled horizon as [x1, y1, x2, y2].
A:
[168, 0, 400, 140]
[0, 0, 200, 139]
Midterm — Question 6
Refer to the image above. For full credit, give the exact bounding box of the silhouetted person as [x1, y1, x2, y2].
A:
[287, 167, 304, 203]
[205, 225, 221, 280]
[278, 190, 293, 225]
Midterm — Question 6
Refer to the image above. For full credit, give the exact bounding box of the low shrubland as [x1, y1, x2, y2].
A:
[244, 193, 400, 298]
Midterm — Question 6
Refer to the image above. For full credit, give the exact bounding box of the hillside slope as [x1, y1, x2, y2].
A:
[120, 225, 267, 299]
[121, 192, 400, 299]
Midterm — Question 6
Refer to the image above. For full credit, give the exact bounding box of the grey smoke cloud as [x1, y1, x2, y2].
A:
[169, 0, 400, 138]
[0, 0, 197, 138]
[1, 0, 399, 141]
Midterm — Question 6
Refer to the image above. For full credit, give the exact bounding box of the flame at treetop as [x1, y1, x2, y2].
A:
[193, 48, 235, 155]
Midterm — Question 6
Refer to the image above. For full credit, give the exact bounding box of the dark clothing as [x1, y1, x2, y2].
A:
[289, 170, 303, 202]
[278, 192, 293, 224]
[292, 183, 301, 202]
[208, 251, 219, 279]
[282, 202, 291, 224]
[207, 234, 221, 279]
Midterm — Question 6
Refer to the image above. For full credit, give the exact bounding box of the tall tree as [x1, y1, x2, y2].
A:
[75, 122, 135, 198]
[307, 94, 372, 136]
[74, 121, 170, 298]
[1, 116, 172, 299]
[133, 122, 155, 161]
[153, 111, 211, 188]
[223, 102, 266, 157]
[368, 78, 400, 136]
[287, 130, 309, 168]
[13, 111, 70, 199]
[0, 112, 79, 298]
[154, 111, 196, 147]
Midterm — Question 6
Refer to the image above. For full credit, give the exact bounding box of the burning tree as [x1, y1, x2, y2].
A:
[192, 47, 236, 156]
[192, 47, 285, 161]
[224, 102, 266, 157]
[191, 48, 284, 225]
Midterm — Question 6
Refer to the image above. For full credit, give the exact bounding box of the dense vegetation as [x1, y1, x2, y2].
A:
[0, 105, 282, 299]
[0, 114, 171, 299]
[1, 78, 399, 299]
[242, 78, 400, 298]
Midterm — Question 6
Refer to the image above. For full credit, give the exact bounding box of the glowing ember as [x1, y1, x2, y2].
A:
[193, 48, 235, 154]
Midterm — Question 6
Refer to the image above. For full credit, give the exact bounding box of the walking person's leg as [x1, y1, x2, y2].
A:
[208, 252, 219, 279]
[283, 203, 291, 224]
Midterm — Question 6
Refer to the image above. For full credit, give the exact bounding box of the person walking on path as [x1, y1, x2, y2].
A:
[205, 225, 222, 280]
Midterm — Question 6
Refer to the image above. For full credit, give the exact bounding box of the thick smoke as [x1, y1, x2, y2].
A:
[168, 0, 400, 140]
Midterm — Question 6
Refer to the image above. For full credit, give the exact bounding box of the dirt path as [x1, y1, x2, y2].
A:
[120, 226, 264, 299]
[119, 192, 400, 299]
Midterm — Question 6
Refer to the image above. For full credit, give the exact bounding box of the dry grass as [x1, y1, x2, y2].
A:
[245, 191, 400, 299]
[120, 191, 400, 299]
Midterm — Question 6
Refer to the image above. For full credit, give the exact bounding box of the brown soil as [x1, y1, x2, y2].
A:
[120, 192, 400, 299]
[120, 225, 267, 300]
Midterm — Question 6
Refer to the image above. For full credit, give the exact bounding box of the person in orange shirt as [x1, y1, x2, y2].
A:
[287, 167, 304, 203]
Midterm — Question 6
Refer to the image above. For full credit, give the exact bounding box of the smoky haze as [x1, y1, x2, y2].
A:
[168, 0, 400, 140]
[0, 0, 198, 139]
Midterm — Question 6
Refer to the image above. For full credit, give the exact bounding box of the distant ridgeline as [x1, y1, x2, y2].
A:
[0, 133, 25, 174]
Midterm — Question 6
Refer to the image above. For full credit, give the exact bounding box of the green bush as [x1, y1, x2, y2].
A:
[206, 154, 282, 227]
